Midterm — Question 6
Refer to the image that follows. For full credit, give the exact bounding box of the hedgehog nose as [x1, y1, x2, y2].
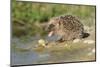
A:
[45, 25, 50, 32]
[45, 24, 54, 32]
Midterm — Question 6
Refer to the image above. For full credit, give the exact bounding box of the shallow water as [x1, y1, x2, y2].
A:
[11, 36, 95, 66]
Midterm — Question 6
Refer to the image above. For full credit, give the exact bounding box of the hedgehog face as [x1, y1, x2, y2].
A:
[46, 20, 60, 37]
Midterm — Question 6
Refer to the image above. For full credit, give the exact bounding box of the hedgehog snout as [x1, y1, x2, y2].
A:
[46, 24, 55, 32]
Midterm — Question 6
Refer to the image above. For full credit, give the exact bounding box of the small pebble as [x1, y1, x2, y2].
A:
[38, 39, 46, 47]
[73, 39, 80, 43]
[92, 48, 95, 53]
[83, 40, 95, 44]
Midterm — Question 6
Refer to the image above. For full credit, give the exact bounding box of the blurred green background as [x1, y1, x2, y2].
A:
[12, 0, 95, 38]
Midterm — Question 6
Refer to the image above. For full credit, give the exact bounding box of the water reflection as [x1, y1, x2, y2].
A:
[11, 37, 95, 66]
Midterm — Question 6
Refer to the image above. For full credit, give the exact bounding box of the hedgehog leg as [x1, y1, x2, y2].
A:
[56, 37, 65, 42]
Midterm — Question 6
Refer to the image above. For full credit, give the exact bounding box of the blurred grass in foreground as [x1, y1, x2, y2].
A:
[12, 0, 95, 37]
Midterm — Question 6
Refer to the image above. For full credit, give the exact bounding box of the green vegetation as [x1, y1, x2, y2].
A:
[12, 1, 95, 37]
[11, 1, 96, 64]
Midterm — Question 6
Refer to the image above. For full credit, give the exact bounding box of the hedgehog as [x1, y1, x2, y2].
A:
[46, 15, 89, 42]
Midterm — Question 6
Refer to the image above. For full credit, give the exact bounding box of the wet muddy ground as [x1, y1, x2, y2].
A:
[11, 26, 96, 66]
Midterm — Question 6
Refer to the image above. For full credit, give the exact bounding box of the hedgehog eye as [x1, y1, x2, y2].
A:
[49, 24, 55, 28]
